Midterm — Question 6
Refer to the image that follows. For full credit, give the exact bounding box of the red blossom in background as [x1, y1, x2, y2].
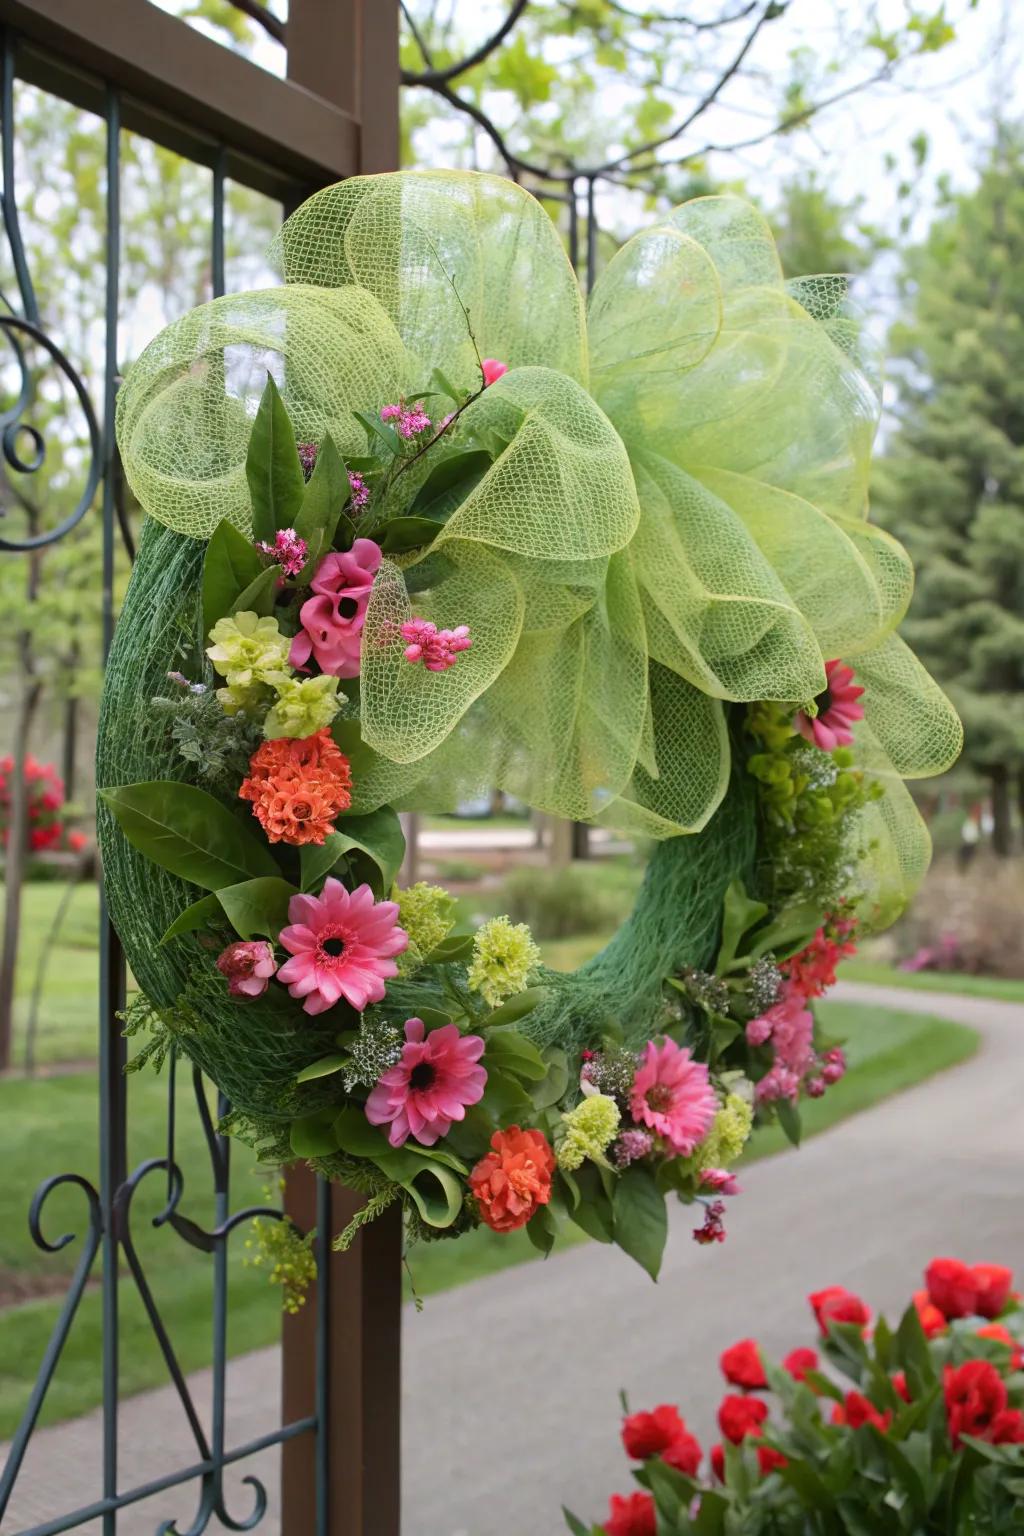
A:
[977, 1323, 1024, 1369]
[0, 754, 79, 854]
[783, 1346, 819, 1383]
[621, 1404, 686, 1460]
[831, 1391, 892, 1432]
[913, 1288, 948, 1338]
[944, 1359, 1008, 1446]
[602, 1490, 656, 1536]
[718, 1394, 769, 1445]
[927, 1258, 980, 1320]
[720, 1339, 767, 1391]
[809, 1285, 871, 1335]
[973, 1264, 1014, 1319]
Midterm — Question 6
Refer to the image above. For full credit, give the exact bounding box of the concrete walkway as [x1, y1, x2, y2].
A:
[4, 984, 1022, 1535]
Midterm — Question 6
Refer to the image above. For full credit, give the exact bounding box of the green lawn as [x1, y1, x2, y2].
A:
[4, 880, 102, 1065]
[839, 957, 1024, 1003]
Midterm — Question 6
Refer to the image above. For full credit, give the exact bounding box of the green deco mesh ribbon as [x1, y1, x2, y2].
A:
[99, 172, 962, 1099]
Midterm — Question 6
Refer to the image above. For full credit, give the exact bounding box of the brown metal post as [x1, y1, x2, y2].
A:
[282, 6, 402, 1534]
[282, 1171, 403, 1536]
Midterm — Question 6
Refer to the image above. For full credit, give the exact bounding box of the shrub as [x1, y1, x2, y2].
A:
[498, 864, 627, 939]
[565, 1255, 1024, 1535]
[895, 855, 1024, 979]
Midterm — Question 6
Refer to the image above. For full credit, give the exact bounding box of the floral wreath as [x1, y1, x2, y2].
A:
[97, 173, 960, 1282]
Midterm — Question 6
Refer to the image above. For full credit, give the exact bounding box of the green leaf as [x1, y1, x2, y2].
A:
[379, 515, 442, 554]
[895, 1303, 939, 1398]
[100, 782, 279, 890]
[353, 408, 403, 458]
[409, 449, 491, 522]
[293, 430, 344, 577]
[746, 899, 822, 962]
[479, 986, 548, 1028]
[716, 879, 769, 973]
[231, 564, 280, 619]
[296, 1054, 348, 1084]
[202, 519, 263, 638]
[423, 933, 475, 965]
[215, 876, 296, 939]
[525, 1204, 557, 1257]
[329, 808, 406, 896]
[483, 1028, 548, 1082]
[776, 1097, 803, 1147]
[376, 1147, 464, 1228]
[159, 893, 222, 944]
[480, 1066, 535, 1125]
[613, 1163, 667, 1280]
[561, 1509, 592, 1536]
[299, 833, 347, 892]
[643, 1459, 693, 1521]
[530, 1047, 569, 1112]
[246, 374, 305, 542]
[290, 1108, 342, 1158]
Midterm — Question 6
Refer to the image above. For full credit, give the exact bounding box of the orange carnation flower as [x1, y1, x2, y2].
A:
[469, 1125, 555, 1233]
[239, 728, 352, 846]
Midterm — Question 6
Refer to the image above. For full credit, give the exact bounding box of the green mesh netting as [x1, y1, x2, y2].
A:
[100, 171, 963, 1119]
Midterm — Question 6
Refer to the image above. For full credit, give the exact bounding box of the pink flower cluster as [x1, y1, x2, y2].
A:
[290, 538, 382, 679]
[256, 526, 308, 577]
[348, 472, 369, 510]
[380, 401, 432, 439]
[400, 618, 472, 672]
[749, 922, 855, 1103]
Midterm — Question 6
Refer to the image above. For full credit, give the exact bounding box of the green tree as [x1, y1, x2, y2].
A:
[877, 130, 1024, 855]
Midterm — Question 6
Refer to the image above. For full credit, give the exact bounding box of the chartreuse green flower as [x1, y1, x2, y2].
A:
[467, 915, 541, 1008]
[394, 881, 457, 971]
[207, 611, 290, 689]
[263, 673, 341, 739]
[557, 1092, 621, 1172]
[696, 1092, 753, 1171]
[244, 1184, 317, 1315]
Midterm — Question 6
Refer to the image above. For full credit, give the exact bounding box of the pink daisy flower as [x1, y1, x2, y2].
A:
[364, 1017, 487, 1148]
[276, 878, 408, 1014]
[795, 659, 865, 752]
[629, 1038, 717, 1156]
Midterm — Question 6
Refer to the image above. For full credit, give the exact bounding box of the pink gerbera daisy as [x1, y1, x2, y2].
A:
[364, 1017, 487, 1148]
[795, 659, 865, 752]
[629, 1038, 717, 1156]
[276, 878, 407, 1014]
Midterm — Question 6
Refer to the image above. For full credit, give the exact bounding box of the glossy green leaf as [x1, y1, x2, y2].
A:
[329, 807, 406, 896]
[483, 1028, 548, 1081]
[246, 374, 305, 542]
[353, 408, 403, 458]
[525, 1204, 557, 1258]
[612, 1162, 667, 1280]
[530, 1046, 569, 1111]
[215, 876, 296, 939]
[293, 431, 344, 577]
[479, 1066, 535, 1125]
[100, 782, 279, 890]
[295, 1053, 349, 1084]
[776, 1097, 802, 1147]
[159, 893, 222, 945]
[290, 1107, 342, 1158]
[716, 879, 769, 974]
[202, 519, 263, 638]
[479, 986, 548, 1028]
[299, 832, 347, 892]
[379, 515, 442, 554]
[566, 1163, 614, 1243]
[423, 933, 475, 965]
[231, 564, 280, 619]
[409, 449, 491, 522]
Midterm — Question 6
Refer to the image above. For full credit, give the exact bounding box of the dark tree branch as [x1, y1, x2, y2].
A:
[226, 0, 285, 45]
[401, 1, 531, 86]
[400, 0, 437, 69]
[602, 0, 760, 30]
[586, 1, 778, 176]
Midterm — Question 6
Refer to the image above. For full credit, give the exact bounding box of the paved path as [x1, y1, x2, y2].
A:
[4, 984, 1022, 1535]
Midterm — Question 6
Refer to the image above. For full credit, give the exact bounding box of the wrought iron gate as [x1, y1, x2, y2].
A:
[0, 5, 399, 1532]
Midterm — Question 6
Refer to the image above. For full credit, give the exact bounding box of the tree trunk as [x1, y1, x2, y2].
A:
[990, 765, 1013, 857]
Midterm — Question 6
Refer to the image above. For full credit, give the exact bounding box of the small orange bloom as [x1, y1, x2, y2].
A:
[239, 728, 352, 846]
[469, 1125, 555, 1233]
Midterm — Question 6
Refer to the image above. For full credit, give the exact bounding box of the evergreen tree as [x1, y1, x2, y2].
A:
[878, 131, 1024, 853]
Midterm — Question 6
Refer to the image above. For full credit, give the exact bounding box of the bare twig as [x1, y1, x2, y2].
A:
[225, 0, 285, 45]
[402, 0, 530, 86]
[603, 0, 759, 29]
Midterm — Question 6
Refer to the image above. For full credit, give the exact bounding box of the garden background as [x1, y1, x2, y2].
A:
[1, 2, 1023, 1531]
